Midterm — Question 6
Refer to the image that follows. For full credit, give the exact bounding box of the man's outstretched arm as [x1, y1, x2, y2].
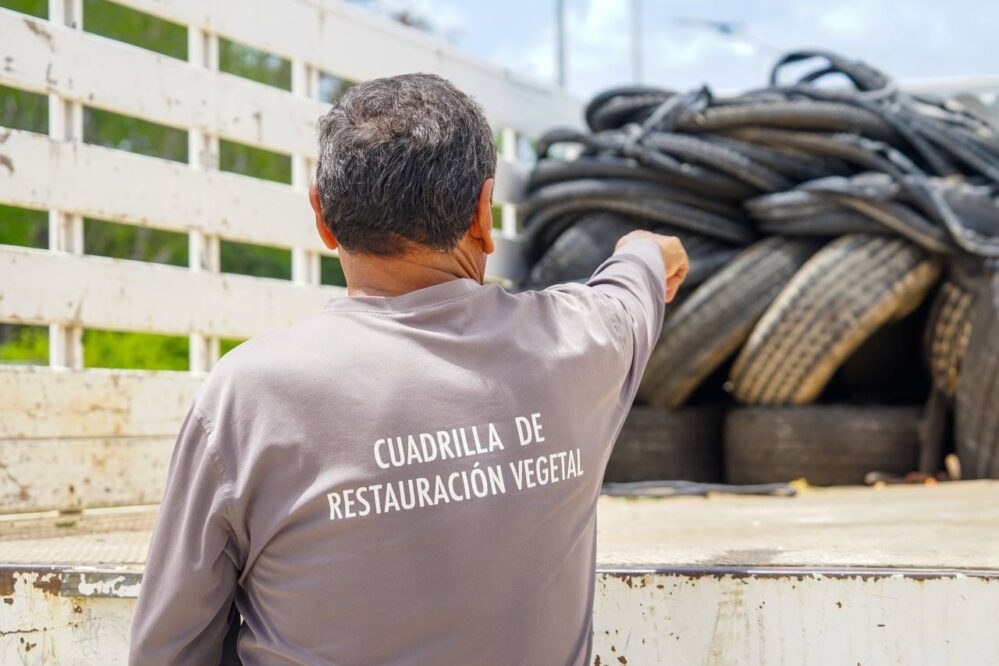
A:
[129, 402, 242, 665]
[613, 231, 690, 304]
[582, 232, 689, 403]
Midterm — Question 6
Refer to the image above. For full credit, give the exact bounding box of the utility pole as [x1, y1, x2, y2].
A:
[631, 0, 643, 83]
[555, 0, 567, 88]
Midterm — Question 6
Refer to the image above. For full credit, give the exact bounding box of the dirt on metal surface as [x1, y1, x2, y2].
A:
[596, 480, 999, 570]
[0, 482, 996, 573]
[0, 483, 997, 665]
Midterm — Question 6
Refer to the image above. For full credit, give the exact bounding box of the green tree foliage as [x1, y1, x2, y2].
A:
[221, 240, 291, 280]
[83, 0, 187, 59]
[219, 140, 291, 184]
[0, 0, 46, 18]
[0, 325, 47, 365]
[84, 107, 188, 162]
[0, 84, 47, 133]
[220, 38, 291, 90]
[0, 204, 46, 248]
[84, 329, 189, 370]
[84, 219, 188, 266]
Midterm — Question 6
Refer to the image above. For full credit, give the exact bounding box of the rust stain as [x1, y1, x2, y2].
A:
[32, 573, 60, 595]
[617, 657, 627, 664]
[0, 570, 15, 596]
[593, 656, 602, 666]
[0, 154, 13, 174]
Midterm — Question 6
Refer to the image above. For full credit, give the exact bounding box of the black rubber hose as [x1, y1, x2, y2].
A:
[912, 113, 999, 183]
[642, 132, 793, 191]
[745, 189, 848, 221]
[757, 210, 888, 237]
[520, 196, 756, 262]
[700, 133, 853, 182]
[524, 156, 750, 200]
[584, 86, 674, 131]
[774, 86, 958, 176]
[588, 94, 671, 132]
[521, 178, 746, 221]
[534, 128, 758, 200]
[676, 100, 900, 143]
[770, 49, 892, 93]
[799, 174, 957, 254]
[720, 127, 921, 179]
[901, 176, 999, 257]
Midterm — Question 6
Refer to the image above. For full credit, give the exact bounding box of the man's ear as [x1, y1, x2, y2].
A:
[310, 180, 338, 251]
[469, 178, 495, 255]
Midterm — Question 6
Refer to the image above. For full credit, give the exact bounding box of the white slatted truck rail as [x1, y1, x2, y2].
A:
[1, 2, 998, 664]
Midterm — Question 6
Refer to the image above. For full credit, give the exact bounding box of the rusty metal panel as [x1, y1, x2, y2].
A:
[1, 564, 997, 665]
[592, 567, 999, 665]
[0, 567, 136, 664]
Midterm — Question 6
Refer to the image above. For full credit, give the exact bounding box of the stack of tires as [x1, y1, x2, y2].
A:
[520, 50, 999, 486]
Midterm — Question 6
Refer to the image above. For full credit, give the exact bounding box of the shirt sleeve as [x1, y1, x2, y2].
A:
[583, 237, 668, 404]
[129, 400, 243, 665]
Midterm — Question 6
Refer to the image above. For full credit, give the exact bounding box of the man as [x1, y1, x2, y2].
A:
[130, 73, 688, 665]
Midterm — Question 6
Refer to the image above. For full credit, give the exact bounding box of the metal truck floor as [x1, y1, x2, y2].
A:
[1, 480, 996, 572]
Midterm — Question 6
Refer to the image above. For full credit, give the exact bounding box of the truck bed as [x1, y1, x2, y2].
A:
[2, 481, 997, 664]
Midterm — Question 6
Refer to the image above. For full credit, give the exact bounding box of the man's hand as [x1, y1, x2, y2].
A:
[615, 231, 689, 303]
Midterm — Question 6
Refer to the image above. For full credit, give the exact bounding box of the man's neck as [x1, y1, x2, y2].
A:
[341, 245, 483, 298]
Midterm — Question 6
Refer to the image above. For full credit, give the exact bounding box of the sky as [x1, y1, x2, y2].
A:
[357, 0, 999, 101]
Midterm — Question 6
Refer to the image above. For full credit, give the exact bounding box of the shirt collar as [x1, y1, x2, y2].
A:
[323, 277, 483, 314]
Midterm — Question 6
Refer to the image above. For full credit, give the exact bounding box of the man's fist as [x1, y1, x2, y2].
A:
[615, 231, 689, 303]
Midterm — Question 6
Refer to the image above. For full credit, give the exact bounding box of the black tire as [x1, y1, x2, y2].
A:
[730, 234, 941, 405]
[925, 279, 976, 401]
[606, 406, 723, 482]
[523, 212, 641, 289]
[955, 267, 999, 479]
[638, 237, 820, 408]
[524, 215, 739, 290]
[724, 406, 922, 485]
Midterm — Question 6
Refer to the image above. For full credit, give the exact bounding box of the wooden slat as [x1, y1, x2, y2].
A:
[110, 0, 582, 137]
[0, 9, 327, 158]
[0, 130, 526, 254]
[0, 366, 200, 439]
[0, 128, 324, 249]
[0, 244, 345, 338]
[0, 436, 174, 512]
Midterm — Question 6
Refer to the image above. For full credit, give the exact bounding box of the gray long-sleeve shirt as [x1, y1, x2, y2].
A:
[129, 238, 666, 665]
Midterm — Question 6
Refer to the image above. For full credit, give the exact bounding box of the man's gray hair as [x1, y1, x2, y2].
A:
[315, 73, 497, 256]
